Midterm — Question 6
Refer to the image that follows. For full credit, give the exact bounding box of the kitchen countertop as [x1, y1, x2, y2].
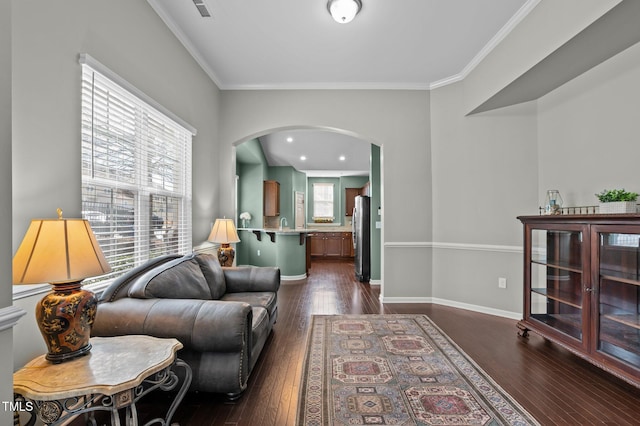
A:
[238, 226, 352, 235]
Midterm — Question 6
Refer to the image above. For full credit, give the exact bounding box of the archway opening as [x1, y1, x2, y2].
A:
[231, 126, 383, 285]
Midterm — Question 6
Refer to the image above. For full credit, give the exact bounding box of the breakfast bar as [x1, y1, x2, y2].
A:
[236, 226, 353, 280]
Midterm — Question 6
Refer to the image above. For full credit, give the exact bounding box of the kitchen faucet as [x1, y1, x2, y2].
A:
[279, 217, 287, 230]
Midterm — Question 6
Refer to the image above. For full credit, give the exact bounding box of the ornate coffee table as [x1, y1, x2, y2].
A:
[13, 335, 191, 426]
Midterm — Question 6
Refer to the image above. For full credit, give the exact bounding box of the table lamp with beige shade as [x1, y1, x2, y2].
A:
[13, 209, 111, 363]
[208, 218, 240, 266]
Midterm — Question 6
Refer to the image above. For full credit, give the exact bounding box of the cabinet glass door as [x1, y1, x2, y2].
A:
[597, 232, 640, 367]
[530, 229, 584, 341]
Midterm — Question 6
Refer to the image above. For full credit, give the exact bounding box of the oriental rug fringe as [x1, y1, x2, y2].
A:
[297, 314, 539, 426]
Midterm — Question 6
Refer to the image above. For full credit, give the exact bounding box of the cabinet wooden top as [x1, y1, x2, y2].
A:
[518, 214, 640, 225]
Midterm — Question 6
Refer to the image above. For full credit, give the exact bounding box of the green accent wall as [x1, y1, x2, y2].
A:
[237, 230, 306, 276]
[268, 166, 305, 227]
[236, 142, 308, 271]
[236, 139, 267, 228]
[370, 145, 381, 281]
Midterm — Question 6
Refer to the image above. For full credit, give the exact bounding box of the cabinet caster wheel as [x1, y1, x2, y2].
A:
[516, 322, 529, 338]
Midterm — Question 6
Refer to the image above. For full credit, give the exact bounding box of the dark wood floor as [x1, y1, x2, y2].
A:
[138, 259, 640, 425]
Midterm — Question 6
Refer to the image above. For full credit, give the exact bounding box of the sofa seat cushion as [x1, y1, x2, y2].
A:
[221, 292, 277, 319]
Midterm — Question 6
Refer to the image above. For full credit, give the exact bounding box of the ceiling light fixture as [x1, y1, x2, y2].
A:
[286, 137, 293, 143]
[339, 155, 346, 161]
[327, 0, 362, 24]
[300, 156, 307, 161]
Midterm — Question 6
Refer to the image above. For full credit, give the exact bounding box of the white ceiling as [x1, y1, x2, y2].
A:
[259, 129, 371, 177]
[148, 0, 535, 175]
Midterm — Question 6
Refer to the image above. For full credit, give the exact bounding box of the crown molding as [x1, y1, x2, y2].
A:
[431, 0, 541, 90]
[219, 81, 431, 91]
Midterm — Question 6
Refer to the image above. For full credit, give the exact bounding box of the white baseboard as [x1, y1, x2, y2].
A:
[380, 296, 522, 320]
[382, 296, 433, 304]
[281, 274, 308, 281]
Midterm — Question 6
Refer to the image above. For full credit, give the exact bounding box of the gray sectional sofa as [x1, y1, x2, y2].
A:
[92, 252, 280, 399]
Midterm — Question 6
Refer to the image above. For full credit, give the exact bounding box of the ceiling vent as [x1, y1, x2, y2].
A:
[192, 0, 211, 18]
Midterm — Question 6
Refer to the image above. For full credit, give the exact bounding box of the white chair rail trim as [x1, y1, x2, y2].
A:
[384, 241, 522, 254]
[0, 305, 27, 332]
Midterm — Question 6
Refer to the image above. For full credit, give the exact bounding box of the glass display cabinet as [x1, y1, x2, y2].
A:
[518, 215, 640, 389]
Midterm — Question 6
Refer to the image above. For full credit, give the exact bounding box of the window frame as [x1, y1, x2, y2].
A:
[79, 54, 195, 286]
[312, 182, 335, 220]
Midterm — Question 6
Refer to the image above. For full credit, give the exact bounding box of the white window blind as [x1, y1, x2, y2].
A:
[81, 60, 193, 282]
[313, 183, 334, 218]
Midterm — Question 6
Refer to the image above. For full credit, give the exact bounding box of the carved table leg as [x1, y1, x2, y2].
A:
[163, 359, 192, 425]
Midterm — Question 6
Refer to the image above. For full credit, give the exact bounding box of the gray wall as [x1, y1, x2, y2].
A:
[11, 0, 221, 369]
[464, 0, 621, 114]
[538, 41, 640, 206]
[1, 0, 13, 423]
[428, 1, 640, 317]
[429, 81, 538, 316]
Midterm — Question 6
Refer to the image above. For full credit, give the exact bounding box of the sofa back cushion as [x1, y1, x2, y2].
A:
[128, 254, 212, 299]
[194, 253, 227, 299]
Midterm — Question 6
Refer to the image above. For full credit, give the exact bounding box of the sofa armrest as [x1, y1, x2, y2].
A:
[92, 298, 252, 353]
[223, 266, 281, 293]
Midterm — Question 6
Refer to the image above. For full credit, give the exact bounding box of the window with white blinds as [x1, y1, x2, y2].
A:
[313, 183, 335, 218]
[80, 61, 193, 282]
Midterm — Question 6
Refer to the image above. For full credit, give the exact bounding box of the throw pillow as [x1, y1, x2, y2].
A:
[128, 254, 212, 299]
[194, 253, 227, 299]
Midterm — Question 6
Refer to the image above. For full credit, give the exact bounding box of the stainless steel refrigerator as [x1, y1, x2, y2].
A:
[352, 195, 370, 282]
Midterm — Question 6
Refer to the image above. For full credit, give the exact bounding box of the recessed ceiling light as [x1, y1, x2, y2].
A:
[339, 155, 346, 161]
[286, 137, 293, 143]
[300, 155, 307, 161]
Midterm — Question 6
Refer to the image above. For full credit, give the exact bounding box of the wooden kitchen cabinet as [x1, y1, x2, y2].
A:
[345, 188, 361, 216]
[325, 234, 343, 257]
[263, 180, 280, 217]
[342, 232, 354, 257]
[518, 214, 640, 389]
[361, 181, 371, 197]
[309, 232, 354, 258]
[309, 233, 325, 257]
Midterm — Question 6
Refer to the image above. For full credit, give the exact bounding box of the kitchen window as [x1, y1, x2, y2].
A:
[80, 54, 195, 282]
[313, 182, 334, 221]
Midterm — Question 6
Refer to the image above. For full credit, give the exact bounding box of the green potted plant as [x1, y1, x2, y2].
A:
[595, 189, 638, 214]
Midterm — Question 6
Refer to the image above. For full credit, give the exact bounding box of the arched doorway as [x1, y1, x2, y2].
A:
[231, 126, 383, 285]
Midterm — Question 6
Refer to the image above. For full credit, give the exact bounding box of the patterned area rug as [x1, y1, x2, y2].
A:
[297, 314, 539, 426]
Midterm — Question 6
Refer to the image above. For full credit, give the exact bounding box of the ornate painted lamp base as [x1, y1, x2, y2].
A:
[35, 281, 97, 363]
[217, 244, 235, 267]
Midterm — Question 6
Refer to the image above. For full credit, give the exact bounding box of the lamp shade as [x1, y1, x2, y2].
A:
[208, 218, 240, 244]
[328, 0, 362, 24]
[13, 213, 111, 284]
